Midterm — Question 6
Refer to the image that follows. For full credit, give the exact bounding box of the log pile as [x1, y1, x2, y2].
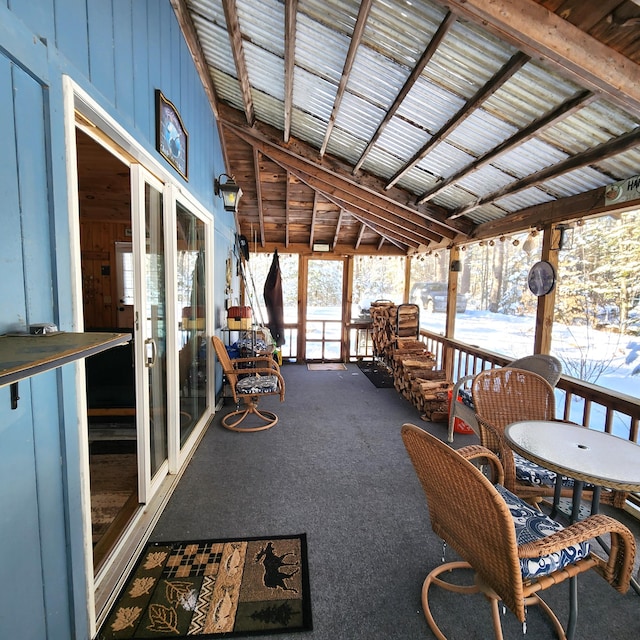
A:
[370, 302, 451, 422]
[370, 301, 398, 359]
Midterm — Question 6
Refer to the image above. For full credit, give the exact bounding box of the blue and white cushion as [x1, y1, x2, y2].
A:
[513, 452, 575, 488]
[496, 484, 590, 580]
[236, 374, 279, 394]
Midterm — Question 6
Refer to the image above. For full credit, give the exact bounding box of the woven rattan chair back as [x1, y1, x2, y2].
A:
[401, 423, 636, 639]
[472, 367, 555, 454]
[212, 335, 239, 399]
[211, 335, 285, 432]
[401, 424, 525, 618]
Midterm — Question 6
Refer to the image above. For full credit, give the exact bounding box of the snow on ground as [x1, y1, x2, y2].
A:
[422, 310, 639, 439]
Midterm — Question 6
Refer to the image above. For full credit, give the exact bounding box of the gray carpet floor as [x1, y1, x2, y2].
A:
[151, 363, 640, 639]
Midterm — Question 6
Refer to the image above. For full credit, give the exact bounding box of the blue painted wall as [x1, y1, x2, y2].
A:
[0, 2, 236, 637]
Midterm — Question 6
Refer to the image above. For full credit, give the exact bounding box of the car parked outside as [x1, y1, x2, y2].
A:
[410, 282, 467, 313]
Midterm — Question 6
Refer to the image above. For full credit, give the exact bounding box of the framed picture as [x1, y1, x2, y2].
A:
[155, 90, 188, 180]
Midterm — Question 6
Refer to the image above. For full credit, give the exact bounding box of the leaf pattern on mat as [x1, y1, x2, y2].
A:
[129, 576, 156, 598]
[211, 586, 234, 631]
[147, 604, 179, 634]
[111, 606, 142, 631]
[165, 580, 195, 606]
[225, 544, 243, 576]
[144, 551, 168, 570]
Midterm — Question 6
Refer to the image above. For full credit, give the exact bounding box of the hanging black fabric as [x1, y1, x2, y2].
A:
[264, 249, 285, 346]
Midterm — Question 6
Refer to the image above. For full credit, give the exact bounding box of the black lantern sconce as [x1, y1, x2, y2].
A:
[214, 173, 243, 213]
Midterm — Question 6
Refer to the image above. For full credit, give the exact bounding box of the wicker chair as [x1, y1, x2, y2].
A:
[401, 423, 636, 640]
[212, 336, 285, 432]
[472, 367, 627, 509]
[447, 354, 562, 442]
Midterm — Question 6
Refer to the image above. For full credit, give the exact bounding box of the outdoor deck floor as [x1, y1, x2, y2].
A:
[150, 362, 640, 639]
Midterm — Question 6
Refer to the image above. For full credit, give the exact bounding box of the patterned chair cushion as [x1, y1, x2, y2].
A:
[459, 388, 474, 408]
[236, 374, 279, 394]
[514, 452, 575, 488]
[496, 484, 590, 580]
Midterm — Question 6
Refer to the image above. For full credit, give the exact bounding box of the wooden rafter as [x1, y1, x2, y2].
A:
[309, 190, 318, 248]
[417, 89, 597, 204]
[453, 125, 640, 219]
[319, 0, 372, 157]
[222, 0, 255, 126]
[252, 148, 266, 247]
[285, 171, 290, 247]
[283, 0, 297, 143]
[348, 211, 407, 250]
[444, 0, 640, 117]
[473, 183, 640, 240]
[355, 222, 366, 250]
[354, 10, 457, 173]
[323, 193, 424, 248]
[220, 112, 469, 237]
[332, 209, 344, 249]
[386, 51, 530, 190]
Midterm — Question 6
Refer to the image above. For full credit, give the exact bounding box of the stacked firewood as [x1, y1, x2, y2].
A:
[370, 303, 451, 421]
[369, 301, 398, 359]
[391, 345, 451, 421]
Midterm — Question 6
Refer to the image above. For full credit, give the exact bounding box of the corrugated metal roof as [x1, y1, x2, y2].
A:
[180, 0, 640, 253]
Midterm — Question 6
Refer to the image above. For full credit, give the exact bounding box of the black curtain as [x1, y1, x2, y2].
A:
[264, 249, 285, 346]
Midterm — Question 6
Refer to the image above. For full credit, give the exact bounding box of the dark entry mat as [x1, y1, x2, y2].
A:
[356, 360, 395, 388]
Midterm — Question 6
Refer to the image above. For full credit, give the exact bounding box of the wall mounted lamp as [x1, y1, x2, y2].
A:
[450, 259, 462, 272]
[214, 173, 243, 213]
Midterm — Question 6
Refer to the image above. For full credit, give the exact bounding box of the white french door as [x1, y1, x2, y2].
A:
[131, 166, 169, 502]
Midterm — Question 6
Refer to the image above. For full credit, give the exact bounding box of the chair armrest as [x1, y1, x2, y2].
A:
[518, 514, 636, 592]
[457, 445, 504, 485]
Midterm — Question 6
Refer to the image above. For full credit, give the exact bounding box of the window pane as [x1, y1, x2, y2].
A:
[552, 210, 640, 399]
[176, 203, 207, 446]
[352, 255, 406, 318]
[410, 233, 540, 358]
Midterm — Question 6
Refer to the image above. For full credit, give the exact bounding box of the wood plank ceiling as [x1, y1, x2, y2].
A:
[172, 0, 640, 255]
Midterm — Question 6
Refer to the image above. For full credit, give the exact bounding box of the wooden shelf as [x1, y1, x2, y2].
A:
[0, 331, 132, 388]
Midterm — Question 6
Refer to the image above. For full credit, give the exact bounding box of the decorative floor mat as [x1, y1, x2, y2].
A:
[307, 363, 347, 370]
[97, 534, 312, 639]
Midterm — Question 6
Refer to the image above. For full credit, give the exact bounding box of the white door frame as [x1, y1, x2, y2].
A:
[62, 76, 215, 635]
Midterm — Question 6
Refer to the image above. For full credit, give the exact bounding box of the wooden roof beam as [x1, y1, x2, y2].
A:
[283, 0, 297, 143]
[320, 0, 372, 157]
[309, 190, 318, 249]
[252, 148, 266, 247]
[354, 10, 457, 173]
[417, 89, 596, 204]
[285, 170, 290, 247]
[220, 114, 466, 237]
[222, 0, 255, 126]
[444, 0, 640, 117]
[332, 209, 344, 249]
[355, 222, 366, 250]
[386, 51, 530, 190]
[452, 125, 640, 219]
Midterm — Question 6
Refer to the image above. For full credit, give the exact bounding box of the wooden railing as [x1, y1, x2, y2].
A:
[418, 328, 640, 517]
[419, 328, 640, 443]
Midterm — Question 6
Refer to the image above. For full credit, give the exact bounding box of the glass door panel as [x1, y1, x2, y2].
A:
[145, 182, 168, 480]
[305, 259, 344, 361]
[176, 202, 207, 445]
[131, 166, 168, 502]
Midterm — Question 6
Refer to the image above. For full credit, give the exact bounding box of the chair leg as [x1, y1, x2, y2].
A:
[221, 396, 279, 432]
[422, 563, 565, 639]
[421, 561, 480, 640]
